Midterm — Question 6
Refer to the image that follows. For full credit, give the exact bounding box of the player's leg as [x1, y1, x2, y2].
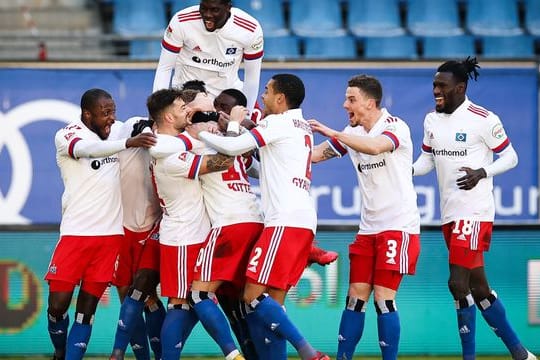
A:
[111, 268, 159, 360]
[47, 282, 75, 360]
[160, 300, 198, 360]
[65, 282, 107, 360]
[143, 293, 166, 360]
[307, 240, 338, 266]
[244, 227, 329, 360]
[337, 234, 374, 360]
[471, 266, 533, 360]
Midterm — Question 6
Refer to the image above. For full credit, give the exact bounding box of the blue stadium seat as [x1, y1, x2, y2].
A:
[263, 36, 300, 60]
[407, 0, 464, 36]
[525, 0, 540, 36]
[289, 0, 346, 37]
[482, 35, 535, 59]
[347, 0, 405, 37]
[422, 35, 476, 59]
[364, 36, 418, 59]
[233, 0, 288, 36]
[129, 40, 163, 60]
[303, 35, 357, 60]
[113, 0, 166, 35]
[170, 0, 200, 12]
[466, 0, 523, 36]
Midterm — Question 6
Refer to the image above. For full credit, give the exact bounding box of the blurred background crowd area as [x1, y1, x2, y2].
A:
[0, 0, 540, 62]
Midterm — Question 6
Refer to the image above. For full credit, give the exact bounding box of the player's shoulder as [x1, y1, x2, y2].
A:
[230, 7, 262, 33]
[465, 101, 492, 119]
[172, 5, 201, 25]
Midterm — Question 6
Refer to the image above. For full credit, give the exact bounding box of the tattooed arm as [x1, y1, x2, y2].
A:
[312, 142, 339, 163]
[198, 153, 235, 175]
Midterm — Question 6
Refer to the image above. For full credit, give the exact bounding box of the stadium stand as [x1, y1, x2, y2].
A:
[263, 35, 301, 61]
[481, 35, 536, 59]
[303, 35, 357, 60]
[525, 0, 540, 36]
[466, 0, 523, 36]
[233, 0, 289, 37]
[363, 35, 419, 60]
[289, 0, 347, 37]
[347, 0, 406, 37]
[421, 35, 476, 60]
[406, 0, 464, 37]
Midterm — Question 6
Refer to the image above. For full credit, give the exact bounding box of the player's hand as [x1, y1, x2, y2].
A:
[230, 105, 248, 122]
[217, 111, 230, 133]
[456, 167, 487, 190]
[187, 121, 220, 138]
[131, 119, 154, 137]
[308, 119, 338, 138]
[126, 132, 157, 148]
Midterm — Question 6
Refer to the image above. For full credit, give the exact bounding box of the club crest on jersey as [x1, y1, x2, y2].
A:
[455, 132, 467, 142]
[225, 47, 237, 55]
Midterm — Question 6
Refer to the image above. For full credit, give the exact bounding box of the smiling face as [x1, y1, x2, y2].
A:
[433, 71, 466, 114]
[83, 96, 116, 140]
[199, 0, 231, 32]
[342, 86, 373, 128]
[169, 97, 191, 132]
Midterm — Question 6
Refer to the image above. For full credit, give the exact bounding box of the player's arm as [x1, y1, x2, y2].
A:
[153, 49, 177, 92]
[312, 142, 339, 163]
[198, 130, 257, 156]
[198, 153, 235, 175]
[149, 133, 195, 159]
[412, 150, 435, 176]
[244, 155, 260, 179]
[457, 144, 518, 190]
[242, 57, 262, 113]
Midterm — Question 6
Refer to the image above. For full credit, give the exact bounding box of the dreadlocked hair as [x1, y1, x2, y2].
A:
[437, 56, 480, 84]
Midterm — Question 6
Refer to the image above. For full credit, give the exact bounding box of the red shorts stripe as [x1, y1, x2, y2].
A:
[160, 242, 202, 299]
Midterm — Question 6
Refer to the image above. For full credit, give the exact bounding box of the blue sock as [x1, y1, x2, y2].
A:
[226, 300, 259, 360]
[375, 300, 400, 360]
[48, 311, 69, 355]
[337, 297, 366, 360]
[112, 295, 145, 354]
[160, 304, 198, 360]
[129, 314, 150, 360]
[456, 295, 476, 360]
[65, 314, 93, 360]
[144, 300, 166, 359]
[190, 291, 237, 356]
[246, 309, 283, 360]
[246, 310, 269, 359]
[251, 294, 315, 359]
[478, 292, 527, 359]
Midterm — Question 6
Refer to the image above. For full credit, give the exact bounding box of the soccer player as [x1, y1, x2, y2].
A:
[308, 75, 421, 360]
[45, 88, 156, 360]
[147, 88, 245, 360]
[109, 117, 164, 360]
[153, 0, 263, 115]
[196, 73, 330, 360]
[412, 57, 536, 360]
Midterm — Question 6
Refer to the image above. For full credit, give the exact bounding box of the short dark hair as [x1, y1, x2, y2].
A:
[181, 79, 207, 93]
[271, 73, 305, 109]
[347, 75, 383, 108]
[437, 56, 480, 85]
[146, 88, 184, 124]
[80, 88, 112, 111]
[200, 0, 231, 5]
[221, 88, 247, 107]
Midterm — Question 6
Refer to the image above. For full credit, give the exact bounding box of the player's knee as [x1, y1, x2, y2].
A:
[132, 268, 159, 293]
[447, 278, 470, 299]
[374, 299, 397, 314]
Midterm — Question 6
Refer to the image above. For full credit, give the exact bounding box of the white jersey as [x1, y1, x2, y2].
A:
[55, 121, 123, 236]
[195, 145, 263, 228]
[160, 6, 264, 97]
[110, 117, 161, 232]
[149, 134, 210, 246]
[249, 109, 317, 232]
[328, 109, 420, 234]
[420, 98, 512, 223]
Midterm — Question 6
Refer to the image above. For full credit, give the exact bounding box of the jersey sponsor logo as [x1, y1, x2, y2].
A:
[492, 123, 506, 139]
[431, 148, 468, 157]
[225, 47, 237, 55]
[191, 56, 235, 68]
[0, 100, 76, 224]
[90, 156, 119, 170]
[357, 159, 386, 173]
[455, 132, 467, 142]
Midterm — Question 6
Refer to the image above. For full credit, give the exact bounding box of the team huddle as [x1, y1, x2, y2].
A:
[43, 1, 536, 360]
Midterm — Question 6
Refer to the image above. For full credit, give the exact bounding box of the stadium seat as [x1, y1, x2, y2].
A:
[407, 0, 464, 36]
[170, 0, 200, 12]
[347, 0, 405, 37]
[481, 35, 535, 59]
[263, 36, 300, 60]
[289, 0, 346, 37]
[525, 0, 540, 36]
[112, 0, 166, 35]
[364, 35, 418, 59]
[233, 0, 288, 36]
[466, 0, 523, 36]
[422, 35, 476, 59]
[129, 40, 163, 60]
[303, 35, 357, 60]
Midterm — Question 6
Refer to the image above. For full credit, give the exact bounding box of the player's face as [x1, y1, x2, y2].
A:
[170, 98, 190, 131]
[343, 87, 371, 128]
[261, 79, 279, 115]
[84, 96, 116, 140]
[433, 71, 464, 114]
[199, 0, 231, 32]
[213, 93, 237, 115]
